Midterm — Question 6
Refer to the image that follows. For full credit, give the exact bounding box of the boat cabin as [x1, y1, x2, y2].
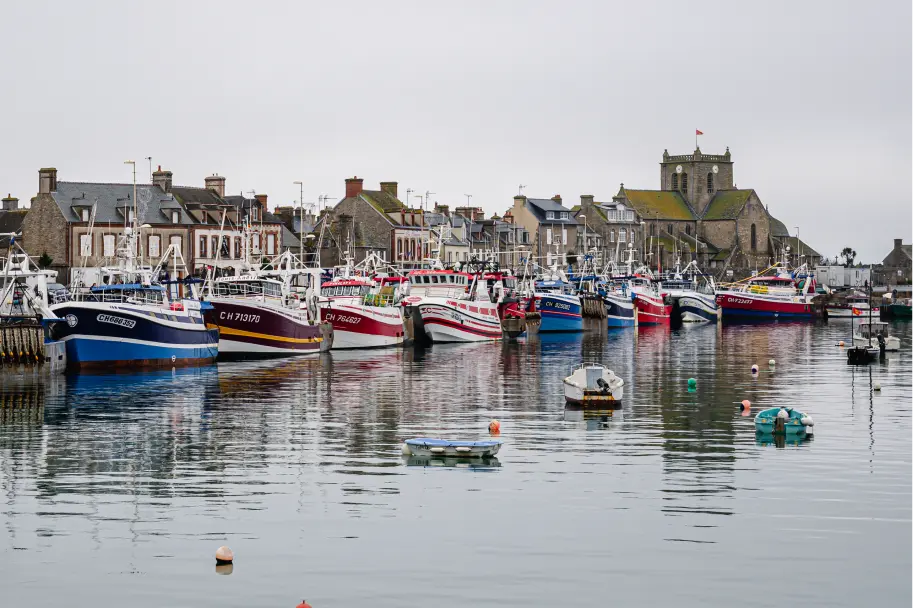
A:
[321, 279, 372, 298]
[84, 283, 167, 306]
[211, 277, 284, 300]
[857, 322, 889, 340]
[408, 270, 475, 298]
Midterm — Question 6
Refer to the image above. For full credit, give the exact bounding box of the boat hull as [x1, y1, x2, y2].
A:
[50, 301, 218, 368]
[535, 294, 583, 332]
[404, 438, 502, 458]
[319, 302, 405, 349]
[716, 293, 816, 319]
[633, 293, 671, 325]
[604, 294, 635, 327]
[827, 305, 878, 318]
[678, 293, 719, 323]
[206, 299, 328, 357]
[418, 299, 502, 343]
[754, 407, 813, 435]
[853, 336, 900, 351]
[563, 382, 624, 406]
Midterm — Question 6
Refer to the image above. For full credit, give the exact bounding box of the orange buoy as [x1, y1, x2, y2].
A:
[297, 601, 313, 608]
[488, 419, 501, 435]
[740, 399, 751, 415]
[215, 546, 233, 564]
[838, 341, 845, 347]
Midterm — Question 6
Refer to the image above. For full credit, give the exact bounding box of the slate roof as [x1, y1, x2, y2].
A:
[280, 224, 301, 249]
[360, 190, 405, 214]
[525, 198, 578, 224]
[702, 189, 754, 220]
[0, 210, 27, 247]
[51, 182, 194, 224]
[171, 186, 224, 208]
[773, 236, 820, 257]
[768, 216, 790, 237]
[621, 190, 695, 221]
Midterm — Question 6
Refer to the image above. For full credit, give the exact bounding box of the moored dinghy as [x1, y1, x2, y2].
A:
[563, 363, 624, 405]
[403, 438, 503, 458]
[754, 406, 814, 435]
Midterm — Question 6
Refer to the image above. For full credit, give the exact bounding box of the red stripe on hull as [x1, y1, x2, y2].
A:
[422, 316, 503, 339]
[716, 294, 815, 316]
[320, 306, 405, 339]
[634, 297, 671, 325]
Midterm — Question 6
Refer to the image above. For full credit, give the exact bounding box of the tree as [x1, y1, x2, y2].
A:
[839, 247, 857, 268]
[37, 252, 53, 269]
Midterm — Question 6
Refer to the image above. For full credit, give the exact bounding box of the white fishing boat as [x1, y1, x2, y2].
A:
[563, 363, 624, 405]
[826, 291, 879, 318]
[853, 321, 900, 352]
[406, 264, 502, 343]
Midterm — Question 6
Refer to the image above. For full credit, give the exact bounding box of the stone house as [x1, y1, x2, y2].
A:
[510, 195, 579, 267]
[879, 238, 912, 284]
[425, 206, 471, 266]
[572, 194, 639, 267]
[0, 195, 27, 249]
[317, 177, 427, 267]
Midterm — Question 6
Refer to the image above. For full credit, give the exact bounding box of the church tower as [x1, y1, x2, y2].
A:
[660, 147, 734, 216]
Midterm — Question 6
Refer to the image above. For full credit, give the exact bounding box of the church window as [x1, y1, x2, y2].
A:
[667, 224, 674, 235]
[750, 224, 757, 251]
[671, 174, 678, 190]
[707, 172, 714, 194]
[650, 223, 656, 236]
[686, 225, 692, 236]
[681, 173, 688, 192]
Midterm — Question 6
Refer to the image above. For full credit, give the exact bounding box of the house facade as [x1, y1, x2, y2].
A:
[510, 195, 579, 267]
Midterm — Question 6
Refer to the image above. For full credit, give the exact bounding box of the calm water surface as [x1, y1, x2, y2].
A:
[1, 322, 911, 607]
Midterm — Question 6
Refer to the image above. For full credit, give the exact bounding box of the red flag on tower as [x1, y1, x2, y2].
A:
[696, 129, 704, 135]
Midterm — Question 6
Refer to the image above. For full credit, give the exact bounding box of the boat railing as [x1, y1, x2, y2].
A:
[363, 292, 396, 307]
[71, 288, 165, 306]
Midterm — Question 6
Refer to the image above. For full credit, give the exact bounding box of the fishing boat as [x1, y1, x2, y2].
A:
[884, 297, 912, 319]
[406, 264, 502, 343]
[563, 363, 624, 405]
[853, 321, 900, 352]
[826, 291, 879, 318]
[402, 437, 503, 458]
[604, 287, 636, 327]
[50, 227, 219, 369]
[754, 406, 814, 435]
[205, 250, 331, 357]
[0, 237, 67, 372]
[318, 276, 406, 349]
[716, 268, 817, 320]
[628, 273, 671, 325]
[659, 260, 719, 323]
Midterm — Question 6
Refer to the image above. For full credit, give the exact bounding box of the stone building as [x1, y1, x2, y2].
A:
[878, 238, 912, 284]
[317, 177, 428, 267]
[0, 194, 27, 249]
[509, 195, 578, 267]
[21, 166, 285, 281]
[610, 148, 820, 276]
[572, 194, 640, 267]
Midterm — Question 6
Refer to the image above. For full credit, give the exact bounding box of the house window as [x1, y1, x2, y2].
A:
[220, 236, 230, 257]
[251, 207, 259, 221]
[103, 235, 115, 257]
[560, 212, 568, 220]
[650, 223, 656, 236]
[546, 211, 555, 220]
[619, 229, 627, 243]
[609, 230, 615, 242]
[267, 233, 276, 255]
[448, 251, 453, 264]
[211, 236, 219, 257]
[79, 234, 92, 257]
[750, 223, 757, 251]
[397, 238, 403, 259]
[171, 211, 180, 224]
[234, 237, 242, 259]
[546, 228, 553, 245]
[80, 208, 90, 222]
[668, 224, 674, 235]
[681, 173, 688, 192]
[252, 234, 261, 254]
[170, 235, 182, 254]
[626, 210, 634, 221]
[686, 225, 692, 236]
[671, 174, 678, 190]
[522, 231, 529, 244]
[630, 230, 635, 244]
[707, 172, 714, 194]
[199, 235, 208, 258]
[148, 235, 161, 258]
[562, 226, 567, 245]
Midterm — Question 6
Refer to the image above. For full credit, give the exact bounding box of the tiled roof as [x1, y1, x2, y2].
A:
[622, 190, 695, 221]
[361, 190, 405, 213]
[525, 198, 578, 224]
[171, 186, 224, 207]
[0, 210, 26, 247]
[903, 245, 913, 259]
[702, 189, 753, 220]
[52, 182, 194, 224]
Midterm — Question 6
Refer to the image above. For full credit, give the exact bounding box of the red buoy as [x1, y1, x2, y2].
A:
[296, 601, 312, 608]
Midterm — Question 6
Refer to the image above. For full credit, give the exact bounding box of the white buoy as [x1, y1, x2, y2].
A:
[801, 415, 815, 435]
[751, 364, 759, 374]
[401, 442, 412, 456]
[769, 359, 776, 366]
[776, 409, 789, 420]
[874, 382, 882, 392]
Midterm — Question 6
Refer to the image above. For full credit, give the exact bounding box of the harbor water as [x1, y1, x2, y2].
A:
[1, 322, 910, 607]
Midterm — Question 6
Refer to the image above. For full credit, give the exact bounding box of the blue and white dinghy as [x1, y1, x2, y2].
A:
[402, 438, 503, 458]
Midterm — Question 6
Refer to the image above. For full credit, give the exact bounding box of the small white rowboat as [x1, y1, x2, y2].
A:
[403, 438, 502, 458]
[563, 363, 624, 405]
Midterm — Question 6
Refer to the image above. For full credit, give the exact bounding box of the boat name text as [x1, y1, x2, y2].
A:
[97, 314, 136, 329]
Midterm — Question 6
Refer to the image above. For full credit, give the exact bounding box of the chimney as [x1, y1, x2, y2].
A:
[474, 209, 485, 221]
[152, 165, 173, 193]
[205, 174, 226, 197]
[38, 167, 58, 194]
[2, 194, 18, 211]
[345, 176, 364, 198]
[255, 194, 268, 208]
[380, 181, 398, 199]
[551, 194, 562, 205]
[434, 203, 449, 216]
[580, 194, 595, 209]
[894, 238, 903, 250]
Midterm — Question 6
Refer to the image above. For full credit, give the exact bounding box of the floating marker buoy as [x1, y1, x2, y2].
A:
[740, 399, 751, 412]
[401, 442, 412, 456]
[769, 359, 776, 366]
[839, 341, 845, 347]
[687, 378, 697, 388]
[215, 546, 233, 564]
[489, 419, 501, 435]
[297, 601, 313, 608]
[874, 382, 882, 391]
[751, 364, 759, 374]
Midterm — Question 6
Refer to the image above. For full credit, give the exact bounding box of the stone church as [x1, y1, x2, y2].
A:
[610, 147, 818, 275]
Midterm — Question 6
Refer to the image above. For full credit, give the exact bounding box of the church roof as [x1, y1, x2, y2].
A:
[772, 236, 820, 257]
[768, 216, 790, 237]
[701, 189, 754, 220]
[622, 190, 695, 221]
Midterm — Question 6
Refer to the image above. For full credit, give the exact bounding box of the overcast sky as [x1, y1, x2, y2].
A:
[2, 1, 910, 262]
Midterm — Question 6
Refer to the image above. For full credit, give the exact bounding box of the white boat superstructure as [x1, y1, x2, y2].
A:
[853, 321, 900, 352]
[563, 363, 624, 405]
[406, 267, 502, 342]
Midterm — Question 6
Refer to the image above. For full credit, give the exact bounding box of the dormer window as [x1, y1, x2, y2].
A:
[560, 212, 568, 220]
[80, 208, 89, 222]
[171, 211, 180, 224]
[546, 211, 555, 220]
[251, 207, 259, 221]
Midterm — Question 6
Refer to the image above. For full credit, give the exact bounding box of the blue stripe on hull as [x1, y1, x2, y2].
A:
[65, 337, 218, 365]
[538, 312, 583, 333]
[679, 305, 718, 322]
[606, 315, 635, 327]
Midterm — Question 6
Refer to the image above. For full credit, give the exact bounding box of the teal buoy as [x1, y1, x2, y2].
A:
[687, 378, 697, 392]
